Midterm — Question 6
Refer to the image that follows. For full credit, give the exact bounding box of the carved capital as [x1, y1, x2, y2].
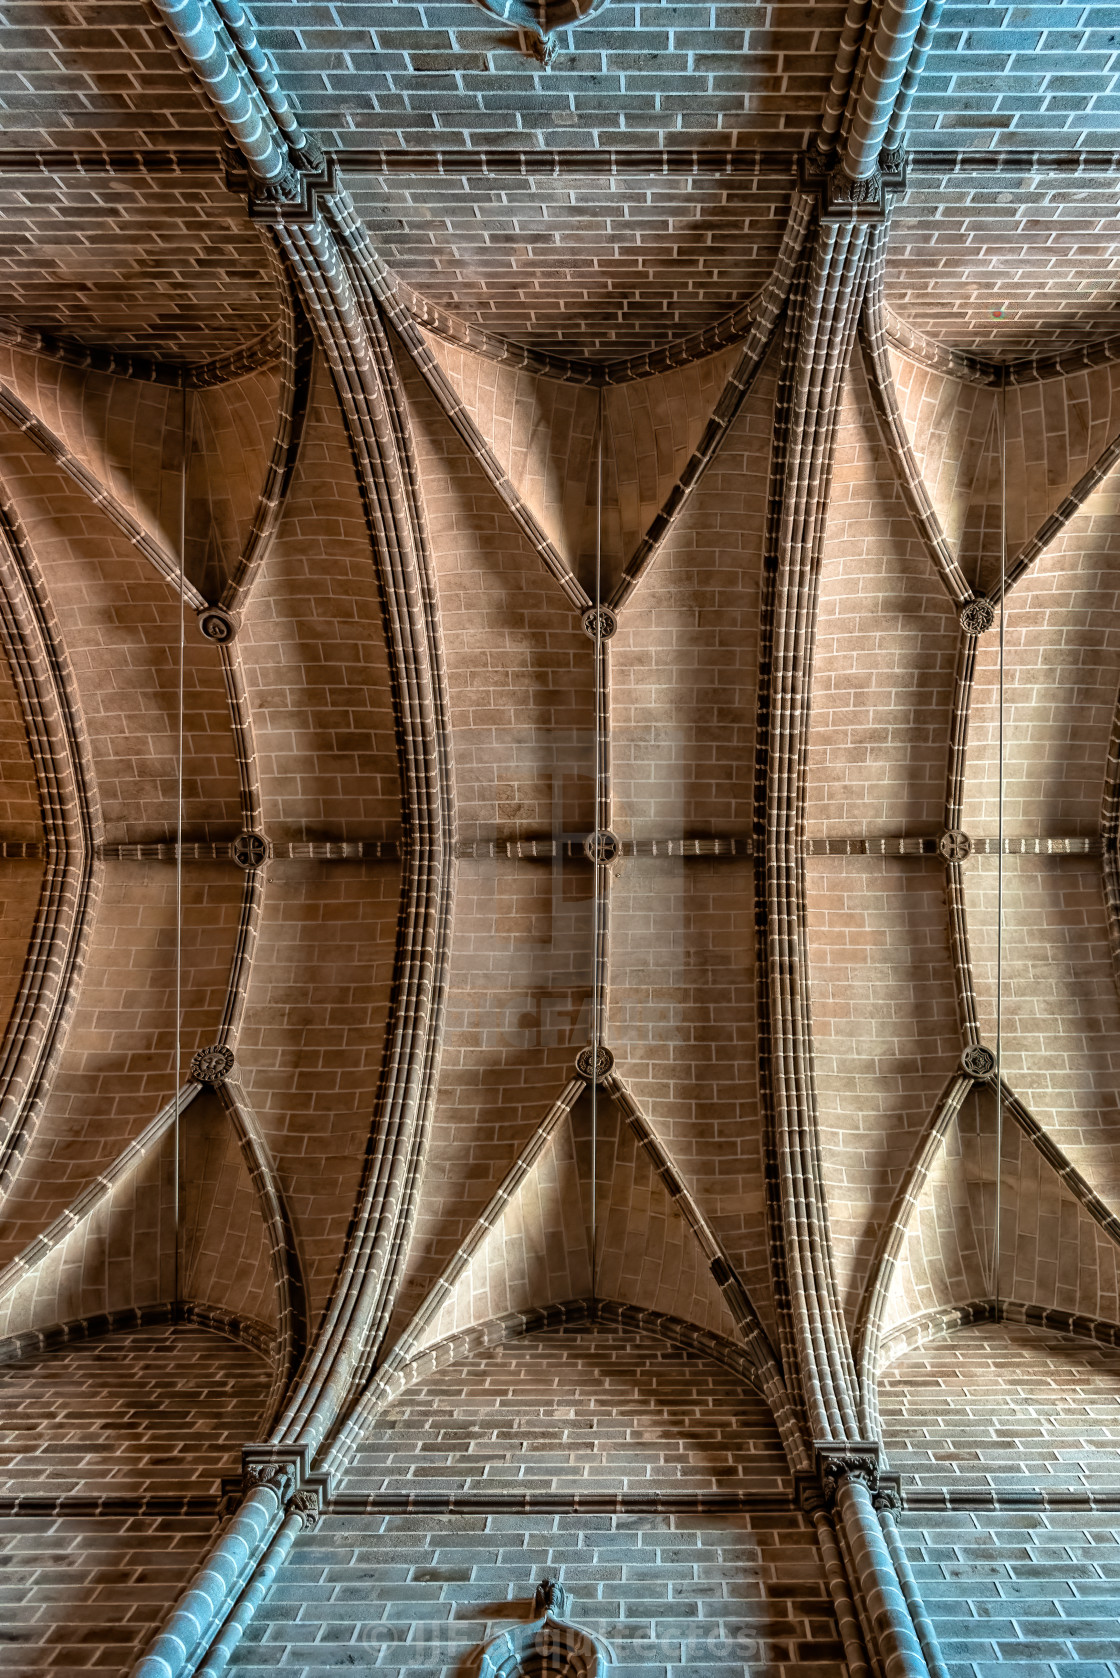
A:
[873, 1479, 903, 1513]
[225, 147, 341, 228]
[813, 1439, 882, 1505]
[241, 1445, 312, 1508]
[290, 1488, 322, 1530]
[244, 1460, 296, 1502]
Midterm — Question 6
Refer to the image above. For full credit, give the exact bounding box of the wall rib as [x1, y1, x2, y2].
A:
[0, 494, 100, 1201]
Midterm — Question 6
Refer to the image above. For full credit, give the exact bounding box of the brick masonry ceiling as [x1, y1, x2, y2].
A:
[2, 3, 1120, 1675]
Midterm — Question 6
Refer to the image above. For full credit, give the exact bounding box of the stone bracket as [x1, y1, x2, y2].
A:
[798, 148, 907, 224]
[224, 144, 341, 228]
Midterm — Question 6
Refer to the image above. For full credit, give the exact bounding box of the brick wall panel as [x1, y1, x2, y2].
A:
[968, 856, 1120, 1206]
[0, 169, 278, 363]
[239, 356, 401, 841]
[411, 1114, 592, 1354]
[0, 1134, 176, 1340]
[0, 861, 47, 1040]
[590, 1104, 740, 1339]
[0, 1516, 221, 1677]
[235, 860, 399, 1323]
[0, 629, 43, 838]
[809, 362, 959, 835]
[399, 348, 595, 842]
[0, 1323, 268, 1501]
[964, 484, 1120, 837]
[417, 332, 600, 577]
[391, 858, 591, 1340]
[603, 347, 742, 566]
[181, 1092, 279, 1341]
[183, 371, 284, 603]
[885, 1322, 1120, 1676]
[343, 1325, 790, 1496]
[0, 424, 242, 841]
[888, 350, 995, 558]
[883, 1089, 1120, 1340]
[612, 358, 774, 838]
[610, 858, 770, 1336]
[0, 859, 243, 1267]
[807, 856, 961, 1319]
[232, 1509, 842, 1678]
[0, 346, 282, 605]
[881, 1100, 992, 1336]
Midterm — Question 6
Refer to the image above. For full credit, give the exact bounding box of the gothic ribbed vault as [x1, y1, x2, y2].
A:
[1, 4, 1120, 1676]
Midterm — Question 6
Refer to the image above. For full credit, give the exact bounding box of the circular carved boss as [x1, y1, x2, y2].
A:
[190, 1044, 235, 1085]
[961, 1043, 997, 1079]
[581, 606, 618, 641]
[937, 829, 972, 862]
[583, 830, 621, 865]
[576, 1044, 615, 1083]
[197, 606, 239, 643]
[959, 598, 995, 636]
[232, 832, 269, 869]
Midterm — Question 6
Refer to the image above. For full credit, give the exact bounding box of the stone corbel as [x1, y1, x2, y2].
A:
[223, 143, 340, 229]
[798, 148, 908, 224]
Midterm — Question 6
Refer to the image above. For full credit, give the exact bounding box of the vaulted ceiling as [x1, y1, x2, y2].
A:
[2, 6, 1120, 1668]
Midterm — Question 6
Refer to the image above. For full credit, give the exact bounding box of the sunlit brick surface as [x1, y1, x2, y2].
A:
[344, 1325, 787, 1495]
[231, 1511, 844, 1678]
[885, 1322, 1120, 1678]
[0, 1517, 218, 1677]
[0, 1324, 269, 1499]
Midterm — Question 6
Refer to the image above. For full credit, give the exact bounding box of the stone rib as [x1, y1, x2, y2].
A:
[261, 208, 454, 1459]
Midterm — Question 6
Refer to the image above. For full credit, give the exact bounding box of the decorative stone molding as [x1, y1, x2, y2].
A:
[225, 146, 340, 229]
[241, 1445, 312, 1499]
[813, 1439, 883, 1505]
[477, 1580, 614, 1678]
[197, 605, 240, 643]
[189, 1044, 236, 1086]
[232, 831, 270, 869]
[959, 598, 995, 635]
[961, 1043, 997, 1079]
[937, 829, 973, 862]
[581, 606, 617, 640]
[575, 1044, 615, 1083]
